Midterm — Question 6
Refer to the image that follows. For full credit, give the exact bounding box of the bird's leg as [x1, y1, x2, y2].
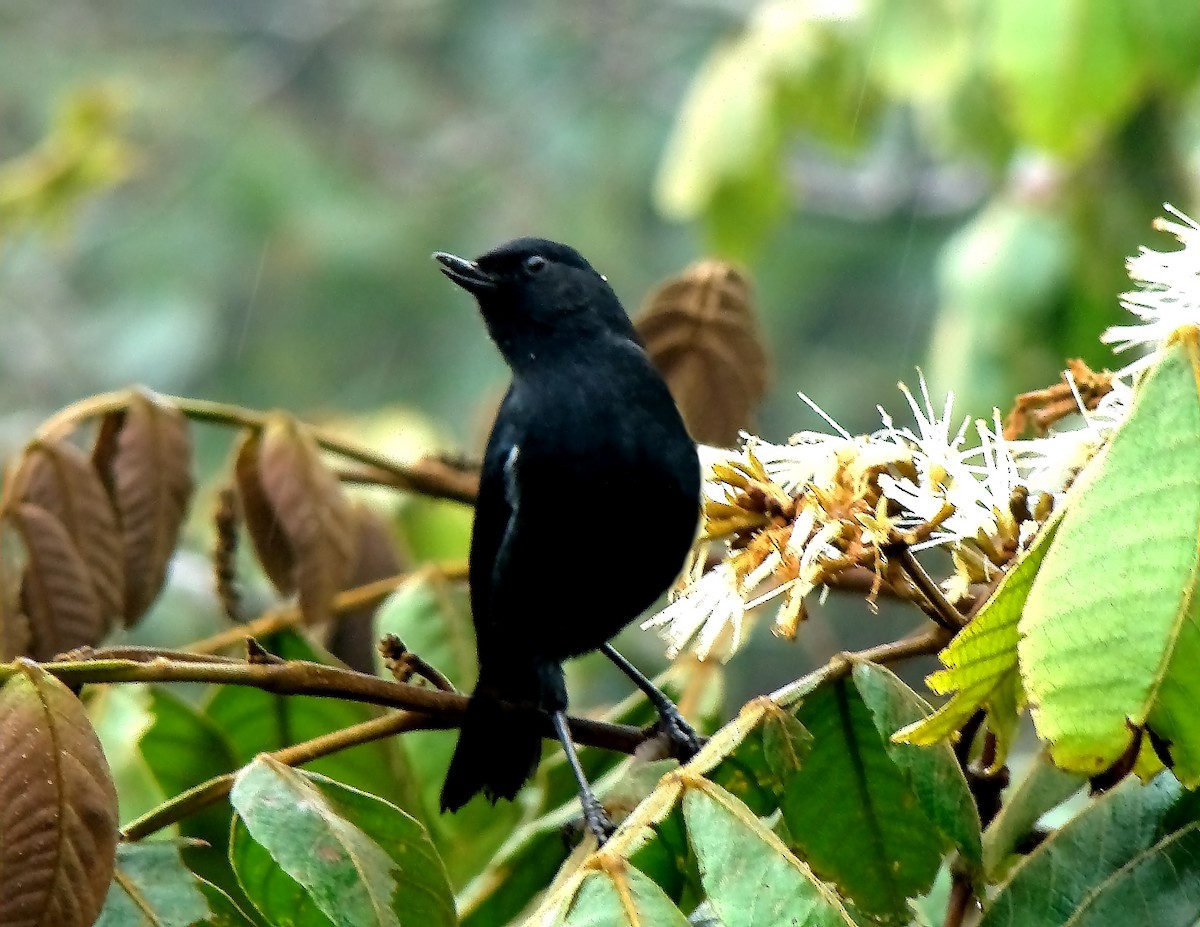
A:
[600, 643, 702, 760]
[551, 710, 616, 844]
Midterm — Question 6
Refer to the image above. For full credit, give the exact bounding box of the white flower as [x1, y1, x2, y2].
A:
[1008, 374, 1133, 498]
[1102, 205, 1200, 370]
[877, 374, 1007, 546]
[642, 562, 747, 661]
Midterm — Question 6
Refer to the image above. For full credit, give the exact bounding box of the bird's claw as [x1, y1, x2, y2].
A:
[656, 706, 703, 762]
[581, 795, 617, 845]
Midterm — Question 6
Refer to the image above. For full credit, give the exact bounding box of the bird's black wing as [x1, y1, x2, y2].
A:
[468, 389, 524, 643]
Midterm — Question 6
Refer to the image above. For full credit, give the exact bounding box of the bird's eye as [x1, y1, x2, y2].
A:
[524, 255, 548, 275]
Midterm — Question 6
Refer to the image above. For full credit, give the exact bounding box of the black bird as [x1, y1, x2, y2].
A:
[434, 238, 702, 841]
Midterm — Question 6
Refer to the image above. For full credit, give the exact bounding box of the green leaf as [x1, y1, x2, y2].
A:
[683, 778, 855, 927]
[980, 774, 1200, 926]
[205, 629, 420, 813]
[984, 0, 1141, 157]
[230, 757, 455, 927]
[1065, 823, 1200, 927]
[375, 578, 517, 887]
[87, 684, 164, 825]
[139, 687, 255, 914]
[1020, 335, 1200, 783]
[781, 676, 953, 922]
[851, 663, 982, 873]
[230, 821, 336, 927]
[457, 758, 676, 927]
[97, 842, 253, 927]
[982, 750, 1085, 882]
[894, 512, 1061, 765]
[558, 866, 690, 927]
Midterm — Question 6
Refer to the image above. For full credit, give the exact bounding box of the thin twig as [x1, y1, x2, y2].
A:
[37, 391, 481, 504]
[888, 544, 968, 631]
[121, 710, 441, 841]
[185, 565, 466, 655]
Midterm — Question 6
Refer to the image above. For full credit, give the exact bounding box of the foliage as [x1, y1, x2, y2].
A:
[2, 3, 1200, 927]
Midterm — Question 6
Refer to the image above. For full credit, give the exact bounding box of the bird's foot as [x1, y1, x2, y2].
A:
[654, 705, 703, 762]
[581, 793, 617, 845]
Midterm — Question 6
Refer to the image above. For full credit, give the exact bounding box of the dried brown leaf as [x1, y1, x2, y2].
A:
[324, 503, 405, 672]
[232, 428, 296, 595]
[0, 516, 30, 660]
[11, 440, 124, 630]
[258, 414, 357, 624]
[635, 259, 769, 447]
[8, 503, 105, 660]
[93, 390, 195, 625]
[0, 660, 119, 927]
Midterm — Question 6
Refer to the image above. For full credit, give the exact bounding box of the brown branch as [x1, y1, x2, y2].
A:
[943, 873, 974, 927]
[24, 652, 649, 755]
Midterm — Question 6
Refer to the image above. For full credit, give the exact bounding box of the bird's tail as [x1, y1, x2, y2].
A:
[440, 660, 544, 812]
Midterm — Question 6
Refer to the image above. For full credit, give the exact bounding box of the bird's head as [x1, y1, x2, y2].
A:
[434, 238, 638, 369]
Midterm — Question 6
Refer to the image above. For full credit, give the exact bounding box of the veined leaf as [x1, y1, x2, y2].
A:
[781, 675, 953, 922]
[558, 865, 689, 927]
[258, 414, 357, 625]
[96, 842, 253, 927]
[894, 513, 1061, 765]
[1020, 333, 1200, 782]
[683, 777, 855, 927]
[982, 749, 1085, 882]
[93, 389, 194, 625]
[230, 758, 455, 927]
[980, 773, 1200, 926]
[0, 660, 118, 927]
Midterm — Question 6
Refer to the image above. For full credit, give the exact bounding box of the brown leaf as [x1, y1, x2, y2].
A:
[11, 440, 125, 631]
[232, 428, 296, 595]
[635, 259, 769, 447]
[258, 414, 357, 624]
[93, 390, 195, 625]
[0, 516, 30, 660]
[8, 503, 105, 660]
[0, 660, 119, 927]
[324, 503, 405, 672]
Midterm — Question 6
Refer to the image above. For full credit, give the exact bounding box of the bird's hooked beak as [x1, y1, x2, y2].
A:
[433, 251, 498, 294]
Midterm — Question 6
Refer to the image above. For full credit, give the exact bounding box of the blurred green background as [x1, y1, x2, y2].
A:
[2, 0, 1198, 703]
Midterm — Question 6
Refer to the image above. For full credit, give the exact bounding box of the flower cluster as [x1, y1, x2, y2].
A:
[646, 205, 1199, 661]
